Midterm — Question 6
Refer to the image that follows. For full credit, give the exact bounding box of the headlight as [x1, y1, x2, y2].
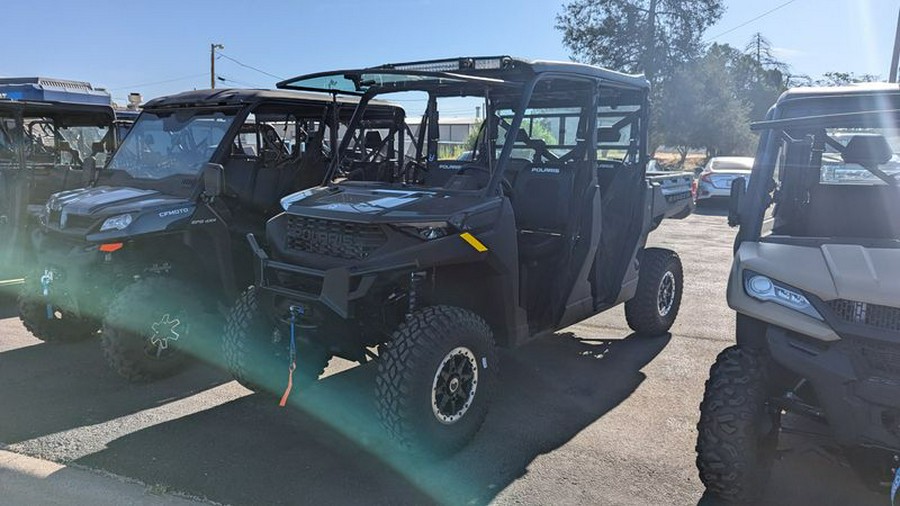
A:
[396, 222, 450, 240]
[744, 272, 823, 320]
[100, 213, 133, 232]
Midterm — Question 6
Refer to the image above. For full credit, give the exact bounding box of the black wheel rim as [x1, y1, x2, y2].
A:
[431, 346, 479, 424]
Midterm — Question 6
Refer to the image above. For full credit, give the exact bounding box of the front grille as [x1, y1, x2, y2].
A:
[853, 337, 900, 377]
[829, 299, 900, 333]
[285, 216, 386, 260]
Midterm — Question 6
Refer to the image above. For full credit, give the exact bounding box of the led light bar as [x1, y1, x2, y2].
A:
[388, 57, 512, 73]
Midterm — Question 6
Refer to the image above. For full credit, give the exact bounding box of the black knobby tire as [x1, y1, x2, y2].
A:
[375, 305, 498, 455]
[18, 273, 99, 343]
[625, 247, 683, 335]
[101, 277, 207, 382]
[223, 287, 330, 395]
[696, 346, 781, 505]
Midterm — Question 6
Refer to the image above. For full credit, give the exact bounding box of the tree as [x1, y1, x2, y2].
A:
[813, 71, 881, 86]
[655, 45, 756, 160]
[744, 32, 788, 73]
[556, 0, 725, 84]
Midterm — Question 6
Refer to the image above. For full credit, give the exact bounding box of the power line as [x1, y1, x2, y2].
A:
[217, 52, 285, 81]
[108, 72, 208, 91]
[217, 75, 266, 89]
[706, 0, 799, 41]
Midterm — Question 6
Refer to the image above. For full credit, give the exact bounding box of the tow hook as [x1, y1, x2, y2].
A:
[40, 269, 54, 320]
[278, 305, 303, 407]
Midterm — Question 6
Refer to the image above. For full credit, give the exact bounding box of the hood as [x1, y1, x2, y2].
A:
[44, 185, 196, 239]
[819, 244, 900, 307]
[282, 185, 491, 223]
[737, 241, 900, 308]
[49, 186, 193, 217]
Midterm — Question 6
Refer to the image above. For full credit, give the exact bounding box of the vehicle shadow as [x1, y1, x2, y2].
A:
[76, 331, 671, 505]
[0, 338, 230, 445]
[0, 291, 21, 319]
[692, 202, 729, 217]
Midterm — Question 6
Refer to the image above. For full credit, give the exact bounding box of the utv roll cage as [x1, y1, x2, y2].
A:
[276, 56, 651, 197]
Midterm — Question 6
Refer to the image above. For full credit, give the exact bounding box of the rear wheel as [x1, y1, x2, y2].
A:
[223, 287, 330, 395]
[376, 305, 497, 455]
[101, 277, 208, 382]
[18, 272, 98, 343]
[696, 345, 781, 504]
[625, 248, 683, 335]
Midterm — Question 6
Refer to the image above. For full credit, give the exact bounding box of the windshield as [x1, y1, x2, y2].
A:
[281, 71, 472, 95]
[757, 113, 900, 241]
[107, 109, 236, 180]
[0, 116, 109, 164]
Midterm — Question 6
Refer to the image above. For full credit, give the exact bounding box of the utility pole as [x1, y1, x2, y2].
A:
[890, 8, 900, 83]
[210, 43, 224, 89]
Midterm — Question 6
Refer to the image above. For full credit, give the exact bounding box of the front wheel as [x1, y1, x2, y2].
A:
[625, 248, 683, 336]
[375, 305, 497, 455]
[696, 346, 781, 504]
[101, 277, 208, 382]
[223, 287, 330, 395]
[18, 272, 99, 343]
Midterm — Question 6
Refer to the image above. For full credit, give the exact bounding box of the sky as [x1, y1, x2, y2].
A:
[2, 0, 898, 109]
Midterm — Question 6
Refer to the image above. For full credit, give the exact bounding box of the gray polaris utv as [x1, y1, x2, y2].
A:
[696, 84, 900, 504]
[24, 88, 401, 381]
[224, 56, 693, 453]
[0, 77, 128, 286]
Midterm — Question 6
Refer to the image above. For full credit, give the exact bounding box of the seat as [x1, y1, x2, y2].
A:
[511, 162, 576, 260]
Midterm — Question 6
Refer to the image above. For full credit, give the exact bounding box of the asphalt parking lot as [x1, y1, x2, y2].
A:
[0, 206, 888, 505]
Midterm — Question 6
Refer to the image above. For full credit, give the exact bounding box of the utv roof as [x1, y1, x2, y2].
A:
[753, 83, 900, 130]
[277, 56, 650, 95]
[143, 88, 394, 109]
[0, 77, 112, 106]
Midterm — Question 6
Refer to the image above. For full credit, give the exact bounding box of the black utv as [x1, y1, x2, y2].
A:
[696, 85, 900, 504]
[224, 56, 693, 453]
[25, 88, 401, 381]
[0, 77, 127, 285]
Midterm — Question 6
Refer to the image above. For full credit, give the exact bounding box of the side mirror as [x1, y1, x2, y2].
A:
[202, 163, 225, 199]
[81, 156, 97, 185]
[728, 177, 746, 228]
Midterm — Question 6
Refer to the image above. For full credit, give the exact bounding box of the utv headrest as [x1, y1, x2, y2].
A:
[364, 131, 383, 150]
[842, 134, 893, 167]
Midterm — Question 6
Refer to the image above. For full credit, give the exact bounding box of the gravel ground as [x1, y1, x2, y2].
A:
[0, 206, 887, 505]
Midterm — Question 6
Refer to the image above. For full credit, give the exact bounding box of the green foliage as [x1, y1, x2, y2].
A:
[655, 44, 757, 158]
[813, 72, 881, 86]
[556, 0, 725, 84]
[464, 118, 559, 151]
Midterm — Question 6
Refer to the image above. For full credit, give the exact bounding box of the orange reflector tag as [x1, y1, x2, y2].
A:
[460, 232, 488, 252]
[99, 243, 124, 253]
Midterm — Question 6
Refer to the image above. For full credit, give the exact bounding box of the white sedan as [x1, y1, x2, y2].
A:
[695, 156, 753, 204]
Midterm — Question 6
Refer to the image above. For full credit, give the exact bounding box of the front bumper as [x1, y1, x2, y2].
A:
[249, 231, 488, 319]
[767, 324, 900, 452]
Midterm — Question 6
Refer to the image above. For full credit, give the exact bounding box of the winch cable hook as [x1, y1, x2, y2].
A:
[40, 270, 53, 320]
[279, 305, 302, 407]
